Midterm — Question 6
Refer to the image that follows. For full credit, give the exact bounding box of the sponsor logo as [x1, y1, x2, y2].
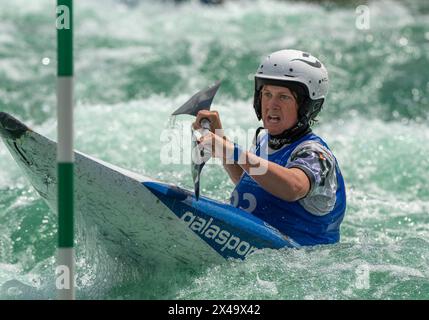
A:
[180, 211, 259, 258]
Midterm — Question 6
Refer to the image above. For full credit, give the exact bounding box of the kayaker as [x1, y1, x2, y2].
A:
[193, 49, 346, 246]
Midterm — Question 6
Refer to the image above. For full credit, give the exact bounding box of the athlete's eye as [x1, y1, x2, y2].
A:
[280, 94, 292, 101]
[262, 91, 272, 98]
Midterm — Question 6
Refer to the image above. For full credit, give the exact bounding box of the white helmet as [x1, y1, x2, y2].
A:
[253, 49, 329, 123]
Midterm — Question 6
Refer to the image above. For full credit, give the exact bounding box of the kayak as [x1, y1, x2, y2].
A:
[0, 112, 298, 270]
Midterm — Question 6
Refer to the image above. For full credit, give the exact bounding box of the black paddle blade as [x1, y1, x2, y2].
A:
[172, 81, 221, 116]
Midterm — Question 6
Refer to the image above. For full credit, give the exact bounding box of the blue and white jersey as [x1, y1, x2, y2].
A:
[230, 131, 346, 246]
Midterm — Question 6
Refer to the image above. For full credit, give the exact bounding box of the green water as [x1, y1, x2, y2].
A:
[0, 0, 428, 299]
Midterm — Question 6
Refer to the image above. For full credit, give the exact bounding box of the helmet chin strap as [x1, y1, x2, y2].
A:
[254, 118, 311, 152]
[266, 118, 312, 150]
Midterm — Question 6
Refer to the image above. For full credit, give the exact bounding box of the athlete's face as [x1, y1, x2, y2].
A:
[261, 85, 299, 135]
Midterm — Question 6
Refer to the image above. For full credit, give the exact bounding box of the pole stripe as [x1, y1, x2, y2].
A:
[57, 77, 74, 163]
[57, 248, 75, 300]
[57, 0, 73, 77]
[58, 163, 74, 247]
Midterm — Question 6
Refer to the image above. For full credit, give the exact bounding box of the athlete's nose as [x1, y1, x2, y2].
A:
[0, 112, 29, 140]
[266, 100, 281, 111]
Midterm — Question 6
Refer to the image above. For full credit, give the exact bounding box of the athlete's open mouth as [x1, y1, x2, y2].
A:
[267, 115, 281, 124]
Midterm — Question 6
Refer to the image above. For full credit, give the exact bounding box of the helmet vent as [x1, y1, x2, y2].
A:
[258, 71, 263, 74]
[274, 64, 277, 66]
[319, 80, 321, 84]
[289, 68, 293, 72]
